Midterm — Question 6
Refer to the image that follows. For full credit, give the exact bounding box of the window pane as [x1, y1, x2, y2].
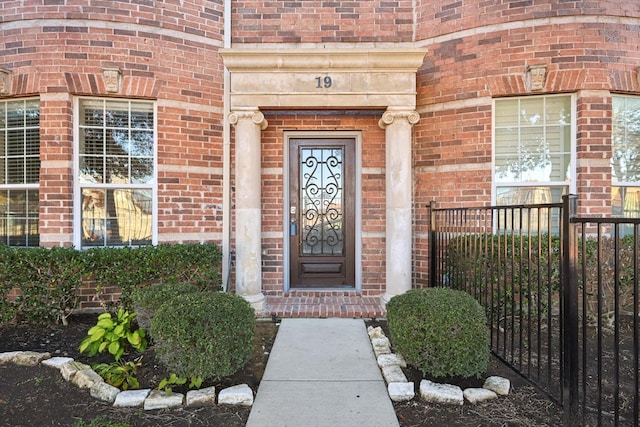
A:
[130, 131, 153, 157]
[25, 157, 40, 183]
[81, 188, 152, 246]
[80, 100, 105, 127]
[6, 157, 24, 184]
[612, 95, 640, 183]
[1, 189, 39, 247]
[79, 156, 104, 183]
[545, 96, 571, 125]
[612, 186, 640, 218]
[130, 158, 153, 184]
[7, 129, 24, 156]
[520, 97, 544, 126]
[495, 99, 518, 127]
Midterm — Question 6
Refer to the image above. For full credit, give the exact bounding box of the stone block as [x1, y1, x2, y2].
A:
[483, 376, 510, 396]
[419, 380, 463, 405]
[144, 390, 184, 410]
[367, 326, 385, 339]
[42, 357, 74, 370]
[377, 353, 407, 368]
[90, 382, 120, 404]
[13, 351, 51, 366]
[72, 368, 104, 389]
[388, 382, 415, 402]
[218, 384, 253, 407]
[0, 351, 21, 365]
[186, 386, 216, 407]
[463, 387, 498, 405]
[371, 336, 391, 356]
[382, 365, 407, 384]
[60, 361, 91, 381]
[113, 389, 151, 407]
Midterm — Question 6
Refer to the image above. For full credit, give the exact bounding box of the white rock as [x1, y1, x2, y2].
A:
[419, 380, 463, 405]
[72, 368, 104, 389]
[367, 326, 386, 339]
[483, 376, 511, 396]
[186, 386, 216, 407]
[377, 353, 407, 368]
[60, 361, 91, 381]
[464, 387, 498, 404]
[90, 382, 120, 404]
[371, 337, 391, 356]
[218, 384, 253, 407]
[388, 382, 415, 402]
[382, 365, 408, 384]
[144, 389, 184, 410]
[13, 351, 51, 366]
[0, 351, 21, 365]
[42, 356, 74, 370]
[113, 389, 151, 407]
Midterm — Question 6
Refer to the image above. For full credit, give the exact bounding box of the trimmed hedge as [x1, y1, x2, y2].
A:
[0, 243, 222, 325]
[387, 288, 490, 379]
[150, 291, 256, 382]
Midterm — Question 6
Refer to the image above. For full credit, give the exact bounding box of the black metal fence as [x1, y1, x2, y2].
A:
[429, 195, 639, 426]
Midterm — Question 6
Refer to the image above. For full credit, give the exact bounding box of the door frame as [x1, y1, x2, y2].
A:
[283, 131, 362, 293]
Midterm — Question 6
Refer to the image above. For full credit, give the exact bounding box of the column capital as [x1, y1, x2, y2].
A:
[229, 107, 268, 130]
[378, 107, 420, 129]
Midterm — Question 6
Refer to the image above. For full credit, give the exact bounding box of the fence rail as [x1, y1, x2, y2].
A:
[429, 195, 640, 426]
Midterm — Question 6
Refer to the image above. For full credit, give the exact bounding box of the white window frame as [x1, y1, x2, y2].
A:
[492, 93, 577, 206]
[0, 98, 40, 247]
[73, 97, 158, 248]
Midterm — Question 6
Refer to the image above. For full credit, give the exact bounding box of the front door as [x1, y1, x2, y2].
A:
[289, 138, 355, 288]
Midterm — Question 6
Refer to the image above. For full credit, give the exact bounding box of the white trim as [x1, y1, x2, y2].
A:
[283, 131, 362, 293]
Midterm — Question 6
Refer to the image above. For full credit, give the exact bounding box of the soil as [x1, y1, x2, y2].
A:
[0, 314, 563, 427]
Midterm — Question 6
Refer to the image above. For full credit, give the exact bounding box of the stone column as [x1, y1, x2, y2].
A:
[229, 108, 268, 310]
[379, 107, 420, 305]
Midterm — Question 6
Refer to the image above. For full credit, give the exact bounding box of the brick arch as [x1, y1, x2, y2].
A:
[63, 72, 165, 98]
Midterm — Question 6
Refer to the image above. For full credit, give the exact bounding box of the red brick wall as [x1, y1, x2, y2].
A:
[231, 0, 414, 43]
[1, 0, 226, 247]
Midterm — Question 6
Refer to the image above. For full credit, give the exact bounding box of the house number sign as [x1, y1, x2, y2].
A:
[315, 76, 332, 88]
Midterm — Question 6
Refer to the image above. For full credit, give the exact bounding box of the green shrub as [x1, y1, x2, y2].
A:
[0, 246, 85, 325]
[86, 243, 222, 310]
[387, 288, 490, 379]
[131, 282, 201, 331]
[150, 292, 255, 382]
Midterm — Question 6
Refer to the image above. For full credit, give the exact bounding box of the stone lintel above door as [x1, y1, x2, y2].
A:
[219, 48, 427, 109]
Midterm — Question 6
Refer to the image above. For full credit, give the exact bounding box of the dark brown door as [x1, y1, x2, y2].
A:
[289, 138, 355, 288]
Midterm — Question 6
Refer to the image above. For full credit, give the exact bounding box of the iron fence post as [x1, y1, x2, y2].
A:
[562, 194, 579, 424]
[429, 201, 437, 287]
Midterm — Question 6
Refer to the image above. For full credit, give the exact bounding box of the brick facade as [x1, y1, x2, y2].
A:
[2, 1, 639, 314]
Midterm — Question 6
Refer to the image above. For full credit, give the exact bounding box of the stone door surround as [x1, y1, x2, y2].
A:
[220, 47, 427, 310]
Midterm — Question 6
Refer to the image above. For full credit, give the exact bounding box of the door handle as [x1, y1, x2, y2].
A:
[290, 206, 297, 236]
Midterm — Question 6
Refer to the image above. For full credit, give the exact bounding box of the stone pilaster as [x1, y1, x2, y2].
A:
[378, 108, 420, 305]
[229, 108, 268, 310]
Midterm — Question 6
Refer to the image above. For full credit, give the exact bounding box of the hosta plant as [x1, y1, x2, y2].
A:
[93, 356, 143, 390]
[79, 309, 147, 361]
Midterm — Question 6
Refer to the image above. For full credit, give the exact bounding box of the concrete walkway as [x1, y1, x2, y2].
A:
[246, 318, 399, 427]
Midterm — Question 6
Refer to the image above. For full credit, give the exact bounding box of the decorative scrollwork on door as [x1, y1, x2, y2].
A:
[300, 147, 344, 255]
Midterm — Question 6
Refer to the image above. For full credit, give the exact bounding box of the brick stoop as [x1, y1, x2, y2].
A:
[259, 293, 386, 319]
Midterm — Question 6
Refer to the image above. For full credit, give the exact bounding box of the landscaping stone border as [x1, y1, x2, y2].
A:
[366, 326, 511, 405]
[0, 351, 253, 410]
